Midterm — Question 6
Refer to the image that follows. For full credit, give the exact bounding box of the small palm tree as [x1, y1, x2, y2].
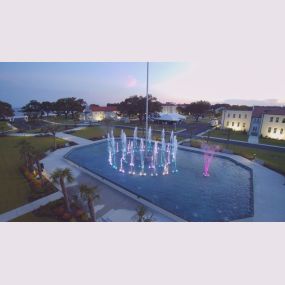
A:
[16, 139, 34, 169]
[80, 184, 100, 222]
[51, 168, 74, 212]
[30, 147, 44, 184]
[135, 205, 153, 222]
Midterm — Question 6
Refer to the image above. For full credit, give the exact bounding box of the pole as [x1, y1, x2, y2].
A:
[145, 62, 149, 141]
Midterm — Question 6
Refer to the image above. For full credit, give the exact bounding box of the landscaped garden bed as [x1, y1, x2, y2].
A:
[33, 198, 90, 222]
[259, 137, 285, 147]
[206, 128, 248, 141]
[0, 136, 69, 214]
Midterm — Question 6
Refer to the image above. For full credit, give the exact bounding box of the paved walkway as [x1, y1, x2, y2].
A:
[55, 131, 92, 145]
[41, 134, 172, 222]
[248, 135, 259, 144]
[4, 130, 285, 222]
[40, 132, 285, 222]
[0, 192, 63, 222]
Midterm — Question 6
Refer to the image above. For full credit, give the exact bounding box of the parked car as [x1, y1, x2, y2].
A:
[209, 119, 219, 127]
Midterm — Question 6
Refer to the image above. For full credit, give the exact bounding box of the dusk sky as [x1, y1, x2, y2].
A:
[0, 61, 284, 107]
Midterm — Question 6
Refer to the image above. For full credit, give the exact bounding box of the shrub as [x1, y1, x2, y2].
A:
[53, 206, 65, 217]
[74, 209, 84, 218]
[62, 212, 72, 221]
[79, 213, 90, 222]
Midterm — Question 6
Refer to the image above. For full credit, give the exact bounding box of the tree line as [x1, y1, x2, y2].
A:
[21, 97, 87, 120]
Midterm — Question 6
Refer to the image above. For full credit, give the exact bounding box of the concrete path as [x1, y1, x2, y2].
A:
[40, 133, 173, 222]
[6, 130, 284, 222]
[55, 131, 92, 145]
[41, 132, 285, 222]
[178, 145, 285, 222]
[248, 135, 259, 144]
[0, 192, 63, 222]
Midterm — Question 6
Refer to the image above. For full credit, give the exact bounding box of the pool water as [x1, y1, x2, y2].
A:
[65, 141, 253, 221]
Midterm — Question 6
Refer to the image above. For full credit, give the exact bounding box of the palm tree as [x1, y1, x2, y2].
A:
[42, 125, 58, 150]
[30, 147, 44, 184]
[51, 168, 74, 213]
[16, 139, 34, 169]
[80, 184, 100, 222]
[135, 205, 153, 222]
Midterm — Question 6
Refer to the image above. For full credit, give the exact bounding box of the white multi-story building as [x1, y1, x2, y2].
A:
[221, 106, 285, 140]
[221, 109, 252, 132]
[260, 112, 285, 140]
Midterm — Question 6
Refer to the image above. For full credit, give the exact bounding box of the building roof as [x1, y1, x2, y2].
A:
[90, 105, 117, 112]
[252, 106, 285, 117]
[226, 106, 253, 111]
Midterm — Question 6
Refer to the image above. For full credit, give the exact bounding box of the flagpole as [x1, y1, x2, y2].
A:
[145, 62, 149, 141]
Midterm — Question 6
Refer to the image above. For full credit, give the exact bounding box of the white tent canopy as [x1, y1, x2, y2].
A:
[155, 113, 186, 122]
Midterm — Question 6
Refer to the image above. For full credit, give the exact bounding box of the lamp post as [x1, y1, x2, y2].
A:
[145, 62, 149, 141]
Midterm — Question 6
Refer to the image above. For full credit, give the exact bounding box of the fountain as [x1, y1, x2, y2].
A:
[202, 143, 219, 177]
[107, 128, 178, 176]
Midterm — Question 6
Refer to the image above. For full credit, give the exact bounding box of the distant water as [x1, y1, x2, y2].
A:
[13, 107, 24, 118]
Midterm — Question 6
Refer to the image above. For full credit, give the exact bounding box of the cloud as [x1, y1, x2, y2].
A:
[221, 98, 285, 106]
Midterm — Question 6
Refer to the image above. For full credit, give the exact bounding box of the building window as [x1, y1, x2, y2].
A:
[233, 114, 236, 118]
[274, 128, 277, 134]
[243, 123, 246, 128]
[276, 117, 279, 123]
[282, 118, 285, 123]
[227, 113, 230, 118]
[280, 128, 283, 135]
[245, 114, 247, 119]
[226, 121, 229, 126]
[232, 122, 234, 127]
[270, 117, 273, 122]
[239, 114, 241, 118]
[237, 122, 240, 127]
[268, 127, 271, 133]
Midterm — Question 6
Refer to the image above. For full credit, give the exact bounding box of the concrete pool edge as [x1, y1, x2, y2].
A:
[64, 138, 254, 222]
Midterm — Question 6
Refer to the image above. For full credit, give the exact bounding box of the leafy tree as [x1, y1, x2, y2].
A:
[0, 101, 14, 119]
[117, 95, 162, 124]
[42, 125, 59, 150]
[51, 168, 74, 212]
[21, 100, 43, 120]
[179, 100, 211, 121]
[80, 184, 100, 222]
[53, 97, 86, 119]
[41, 101, 54, 117]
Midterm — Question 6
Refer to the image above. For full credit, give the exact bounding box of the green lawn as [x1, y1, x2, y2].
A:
[71, 125, 183, 143]
[206, 129, 248, 142]
[0, 136, 66, 214]
[111, 121, 185, 132]
[71, 125, 146, 140]
[259, 137, 285, 147]
[0, 121, 11, 132]
[183, 139, 285, 175]
[186, 115, 216, 124]
[45, 116, 79, 124]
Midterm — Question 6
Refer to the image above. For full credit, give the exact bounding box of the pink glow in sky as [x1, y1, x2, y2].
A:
[126, 75, 137, 88]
